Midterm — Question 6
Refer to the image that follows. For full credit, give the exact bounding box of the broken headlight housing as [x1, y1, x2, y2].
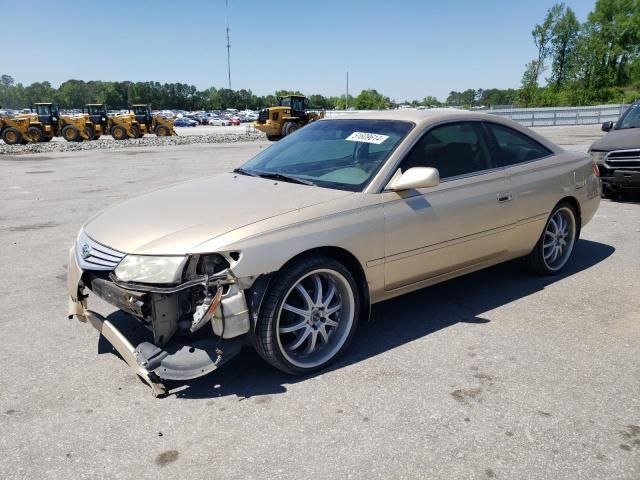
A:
[115, 255, 188, 284]
[196, 254, 230, 275]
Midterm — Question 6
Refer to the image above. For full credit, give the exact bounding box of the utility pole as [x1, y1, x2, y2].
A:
[226, 0, 232, 90]
[346, 71, 349, 110]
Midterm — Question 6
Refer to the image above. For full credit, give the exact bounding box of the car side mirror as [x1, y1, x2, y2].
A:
[386, 167, 440, 191]
[601, 121, 614, 132]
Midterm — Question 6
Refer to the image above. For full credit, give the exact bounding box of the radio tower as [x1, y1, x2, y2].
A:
[225, 0, 232, 90]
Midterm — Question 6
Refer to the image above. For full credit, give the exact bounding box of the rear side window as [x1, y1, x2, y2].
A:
[484, 123, 552, 167]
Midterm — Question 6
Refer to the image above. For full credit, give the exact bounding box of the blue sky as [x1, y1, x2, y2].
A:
[0, 0, 594, 102]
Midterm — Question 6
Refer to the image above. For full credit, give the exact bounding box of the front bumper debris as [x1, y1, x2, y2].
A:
[73, 308, 242, 396]
[67, 245, 250, 397]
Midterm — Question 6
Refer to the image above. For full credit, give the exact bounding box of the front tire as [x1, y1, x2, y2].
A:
[526, 202, 578, 275]
[255, 256, 359, 375]
[62, 125, 81, 142]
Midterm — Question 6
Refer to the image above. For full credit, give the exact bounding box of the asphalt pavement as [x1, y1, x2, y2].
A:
[0, 125, 638, 479]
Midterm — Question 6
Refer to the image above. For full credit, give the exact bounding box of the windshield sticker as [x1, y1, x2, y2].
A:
[345, 132, 389, 144]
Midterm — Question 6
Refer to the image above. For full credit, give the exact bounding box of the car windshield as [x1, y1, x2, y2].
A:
[618, 104, 640, 129]
[240, 119, 414, 191]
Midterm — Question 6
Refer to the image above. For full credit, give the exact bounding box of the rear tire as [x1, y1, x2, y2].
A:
[254, 255, 359, 375]
[525, 202, 578, 275]
[282, 122, 298, 137]
[2, 127, 24, 145]
[266, 135, 282, 141]
[111, 125, 128, 140]
[28, 126, 46, 143]
[131, 125, 141, 138]
[61, 125, 81, 142]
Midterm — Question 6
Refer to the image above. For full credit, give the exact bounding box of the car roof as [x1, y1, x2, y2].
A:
[321, 108, 486, 126]
[320, 109, 561, 153]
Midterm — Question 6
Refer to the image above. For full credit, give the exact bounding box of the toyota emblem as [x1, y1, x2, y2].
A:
[81, 243, 92, 259]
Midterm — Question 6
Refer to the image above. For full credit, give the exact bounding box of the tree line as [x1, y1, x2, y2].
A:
[0, 76, 401, 111]
[1, 0, 637, 111]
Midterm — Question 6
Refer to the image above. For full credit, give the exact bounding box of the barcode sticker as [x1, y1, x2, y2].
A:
[345, 132, 389, 144]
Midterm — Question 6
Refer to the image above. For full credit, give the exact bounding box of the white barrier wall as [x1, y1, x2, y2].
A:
[322, 104, 629, 127]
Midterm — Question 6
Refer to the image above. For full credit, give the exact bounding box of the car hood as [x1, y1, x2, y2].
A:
[83, 173, 353, 255]
[590, 128, 640, 151]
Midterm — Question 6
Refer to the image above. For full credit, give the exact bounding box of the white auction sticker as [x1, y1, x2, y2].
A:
[345, 132, 389, 144]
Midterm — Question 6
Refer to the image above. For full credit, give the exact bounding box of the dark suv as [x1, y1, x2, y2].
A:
[589, 101, 640, 197]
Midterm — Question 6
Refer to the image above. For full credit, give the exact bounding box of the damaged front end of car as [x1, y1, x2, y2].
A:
[67, 230, 261, 397]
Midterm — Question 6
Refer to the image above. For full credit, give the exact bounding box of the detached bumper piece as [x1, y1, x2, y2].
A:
[81, 309, 242, 397]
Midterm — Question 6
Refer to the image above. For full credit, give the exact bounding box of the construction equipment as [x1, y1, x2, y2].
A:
[129, 104, 176, 138]
[81, 103, 135, 140]
[254, 94, 324, 141]
[81, 103, 175, 140]
[83, 104, 110, 140]
[18, 103, 91, 142]
[0, 116, 36, 145]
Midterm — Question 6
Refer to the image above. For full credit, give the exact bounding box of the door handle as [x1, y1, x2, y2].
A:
[497, 193, 513, 203]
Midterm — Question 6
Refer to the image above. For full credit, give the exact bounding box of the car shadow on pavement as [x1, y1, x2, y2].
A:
[101, 239, 614, 400]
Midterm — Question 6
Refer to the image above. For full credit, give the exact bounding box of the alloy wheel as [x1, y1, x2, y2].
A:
[542, 206, 576, 271]
[276, 269, 355, 369]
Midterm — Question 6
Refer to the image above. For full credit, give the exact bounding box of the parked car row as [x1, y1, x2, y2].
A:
[171, 109, 258, 127]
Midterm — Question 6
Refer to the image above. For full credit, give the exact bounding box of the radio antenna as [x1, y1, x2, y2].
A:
[225, 0, 232, 90]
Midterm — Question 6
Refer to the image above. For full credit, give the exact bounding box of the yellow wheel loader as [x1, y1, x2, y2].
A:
[0, 116, 37, 145]
[83, 104, 110, 140]
[130, 104, 176, 137]
[103, 104, 176, 140]
[254, 95, 324, 141]
[80, 103, 137, 140]
[17, 103, 92, 142]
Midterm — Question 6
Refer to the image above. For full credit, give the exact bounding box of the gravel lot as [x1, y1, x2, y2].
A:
[0, 125, 638, 479]
[0, 125, 262, 156]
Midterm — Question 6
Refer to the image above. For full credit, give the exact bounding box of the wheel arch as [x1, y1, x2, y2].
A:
[557, 195, 582, 236]
[248, 246, 371, 328]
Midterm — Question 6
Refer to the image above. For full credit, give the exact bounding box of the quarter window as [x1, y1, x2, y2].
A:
[400, 122, 492, 179]
[484, 122, 551, 167]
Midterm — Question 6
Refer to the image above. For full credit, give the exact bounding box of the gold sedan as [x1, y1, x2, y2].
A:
[67, 110, 601, 395]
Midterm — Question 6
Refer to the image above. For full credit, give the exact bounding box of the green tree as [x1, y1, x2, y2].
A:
[532, 3, 564, 83]
[518, 60, 543, 106]
[421, 96, 441, 107]
[352, 89, 390, 109]
[585, 0, 640, 87]
[1, 74, 14, 89]
[549, 6, 581, 88]
[23, 81, 56, 105]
